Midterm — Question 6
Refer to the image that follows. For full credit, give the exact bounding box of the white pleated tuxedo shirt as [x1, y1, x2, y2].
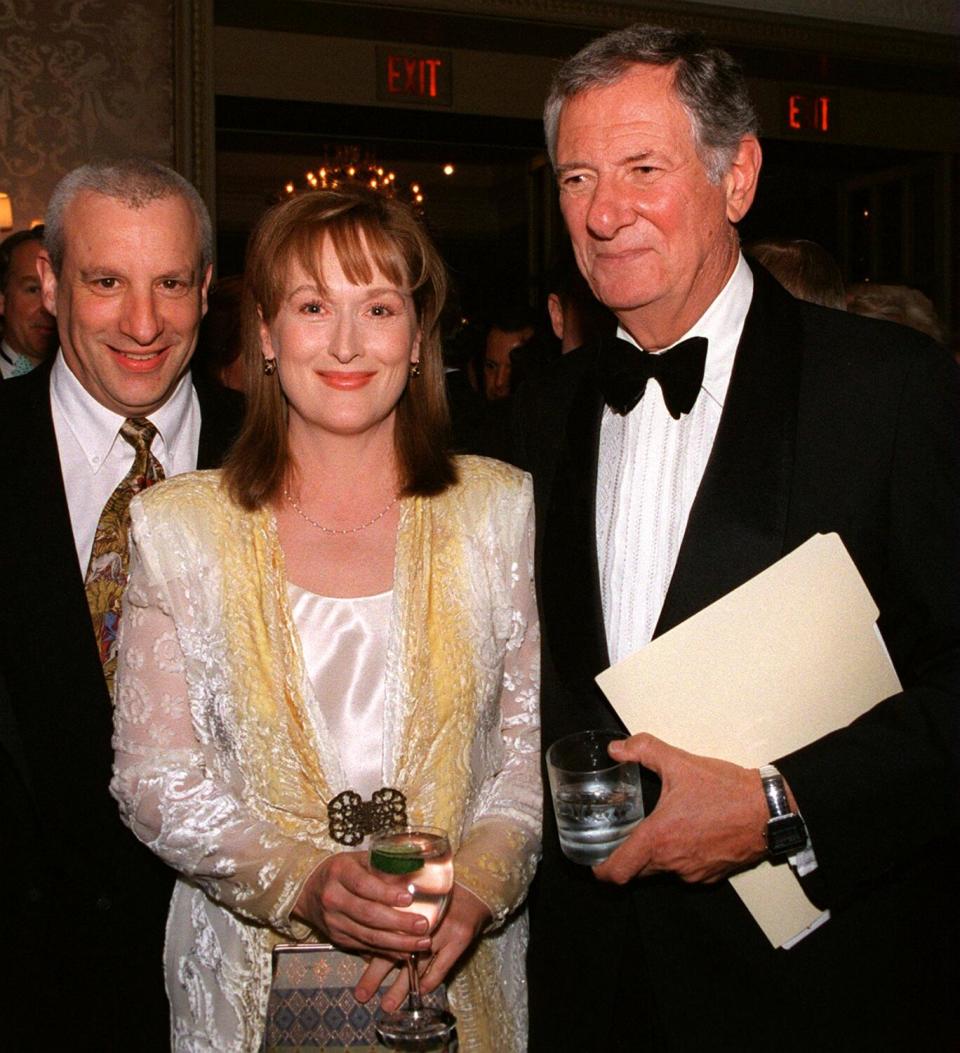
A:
[596, 257, 820, 891]
[597, 254, 753, 664]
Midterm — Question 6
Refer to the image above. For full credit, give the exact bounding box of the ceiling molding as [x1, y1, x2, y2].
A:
[311, 0, 958, 65]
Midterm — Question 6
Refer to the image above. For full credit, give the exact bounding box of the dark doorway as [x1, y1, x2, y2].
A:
[215, 96, 544, 325]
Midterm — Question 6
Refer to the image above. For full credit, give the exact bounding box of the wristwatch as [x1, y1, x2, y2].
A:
[759, 764, 808, 859]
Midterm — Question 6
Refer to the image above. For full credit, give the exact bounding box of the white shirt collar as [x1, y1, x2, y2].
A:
[616, 253, 754, 412]
[50, 351, 196, 473]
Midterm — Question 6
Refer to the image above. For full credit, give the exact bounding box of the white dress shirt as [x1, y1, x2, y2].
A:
[597, 254, 753, 663]
[50, 351, 202, 573]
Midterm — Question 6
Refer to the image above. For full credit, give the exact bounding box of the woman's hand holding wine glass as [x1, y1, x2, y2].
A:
[356, 881, 492, 1008]
[364, 826, 465, 1043]
[294, 826, 492, 1042]
[292, 850, 434, 956]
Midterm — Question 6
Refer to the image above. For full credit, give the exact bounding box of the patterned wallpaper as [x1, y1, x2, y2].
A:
[0, 0, 174, 232]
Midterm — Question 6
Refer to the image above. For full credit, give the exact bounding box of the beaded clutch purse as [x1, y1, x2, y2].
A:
[262, 943, 453, 1052]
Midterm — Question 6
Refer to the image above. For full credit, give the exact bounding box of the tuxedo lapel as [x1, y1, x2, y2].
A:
[655, 267, 803, 635]
[540, 357, 612, 689]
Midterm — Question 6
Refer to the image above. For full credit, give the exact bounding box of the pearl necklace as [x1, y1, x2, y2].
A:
[284, 488, 399, 535]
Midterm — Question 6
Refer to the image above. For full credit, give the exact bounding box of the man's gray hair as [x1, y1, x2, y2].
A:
[544, 24, 758, 183]
[44, 158, 213, 275]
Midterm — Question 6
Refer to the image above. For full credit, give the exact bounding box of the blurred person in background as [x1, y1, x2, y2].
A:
[0, 226, 57, 378]
[441, 304, 488, 455]
[746, 237, 846, 310]
[193, 273, 247, 392]
[480, 308, 537, 402]
[471, 306, 538, 461]
[546, 254, 618, 353]
[846, 281, 945, 344]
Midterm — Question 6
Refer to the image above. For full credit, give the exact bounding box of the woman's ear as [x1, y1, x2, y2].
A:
[258, 307, 275, 365]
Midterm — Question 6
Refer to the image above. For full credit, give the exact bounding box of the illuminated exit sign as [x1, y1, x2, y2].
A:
[785, 93, 832, 133]
[376, 46, 452, 106]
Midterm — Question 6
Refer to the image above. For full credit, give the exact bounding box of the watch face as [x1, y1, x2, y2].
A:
[768, 815, 807, 856]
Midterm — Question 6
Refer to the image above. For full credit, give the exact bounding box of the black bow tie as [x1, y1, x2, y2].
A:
[598, 335, 708, 419]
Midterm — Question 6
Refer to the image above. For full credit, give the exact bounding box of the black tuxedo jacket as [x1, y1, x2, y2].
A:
[0, 362, 242, 1050]
[516, 266, 960, 1052]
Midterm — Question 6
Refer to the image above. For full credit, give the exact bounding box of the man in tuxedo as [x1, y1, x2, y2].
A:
[517, 25, 959, 1051]
[0, 159, 242, 1049]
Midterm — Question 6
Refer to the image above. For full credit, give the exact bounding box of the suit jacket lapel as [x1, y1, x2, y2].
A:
[540, 355, 611, 688]
[655, 266, 803, 636]
[6, 366, 98, 659]
[0, 367, 113, 818]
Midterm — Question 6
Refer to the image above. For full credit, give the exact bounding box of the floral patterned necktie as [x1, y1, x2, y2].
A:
[84, 417, 165, 693]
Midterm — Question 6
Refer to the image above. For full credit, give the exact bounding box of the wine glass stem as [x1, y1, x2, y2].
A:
[405, 952, 424, 1012]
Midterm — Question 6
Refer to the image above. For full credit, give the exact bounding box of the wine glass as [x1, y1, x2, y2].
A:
[369, 825, 457, 1046]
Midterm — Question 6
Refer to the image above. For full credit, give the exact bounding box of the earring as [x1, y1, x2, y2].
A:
[409, 362, 422, 379]
[263, 358, 277, 376]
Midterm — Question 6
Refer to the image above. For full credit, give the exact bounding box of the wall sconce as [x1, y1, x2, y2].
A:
[0, 193, 13, 231]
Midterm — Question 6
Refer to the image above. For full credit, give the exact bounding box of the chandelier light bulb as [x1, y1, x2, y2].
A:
[280, 149, 426, 213]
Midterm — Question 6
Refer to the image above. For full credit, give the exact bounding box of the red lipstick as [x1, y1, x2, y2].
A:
[318, 371, 376, 390]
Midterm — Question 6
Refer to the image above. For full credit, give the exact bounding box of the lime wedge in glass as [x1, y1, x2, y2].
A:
[371, 847, 425, 875]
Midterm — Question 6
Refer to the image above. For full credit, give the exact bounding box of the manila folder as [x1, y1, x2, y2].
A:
[595, 532, 902, 948]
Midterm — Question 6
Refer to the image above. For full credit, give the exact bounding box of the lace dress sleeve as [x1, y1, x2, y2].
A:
[454, 476, 542, 927]
[110, 526, 327, 938]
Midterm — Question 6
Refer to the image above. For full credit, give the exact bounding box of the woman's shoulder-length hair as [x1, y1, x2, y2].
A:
[222, 188, 456, 510]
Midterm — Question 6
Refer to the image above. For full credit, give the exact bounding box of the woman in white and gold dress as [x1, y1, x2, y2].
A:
[110, 188, 540, 1052]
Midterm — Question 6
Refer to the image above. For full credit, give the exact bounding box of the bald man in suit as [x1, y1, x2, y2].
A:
[0, 159, 242, 1049]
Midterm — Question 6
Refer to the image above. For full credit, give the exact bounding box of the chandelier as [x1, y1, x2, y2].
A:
[281, 147, 425, 213]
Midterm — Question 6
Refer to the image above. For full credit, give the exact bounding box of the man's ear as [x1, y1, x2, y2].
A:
[199, 263, 213, 318]
[724, 136, 762, 224]
[37, 252, 58, 316]
[547, 293, 564, 342]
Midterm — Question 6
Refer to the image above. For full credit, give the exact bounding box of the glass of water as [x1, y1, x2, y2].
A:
[546, 730, 644, 865]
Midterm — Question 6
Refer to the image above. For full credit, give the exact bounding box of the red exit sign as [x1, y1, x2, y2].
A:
[786, 93, 832, 133]
[376, 46, 452, 106]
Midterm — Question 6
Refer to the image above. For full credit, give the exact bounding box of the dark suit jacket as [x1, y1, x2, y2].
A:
[444, 367, 487, 455]
[516, 266, 960, 1052]
[0, 361, 242, 1051]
